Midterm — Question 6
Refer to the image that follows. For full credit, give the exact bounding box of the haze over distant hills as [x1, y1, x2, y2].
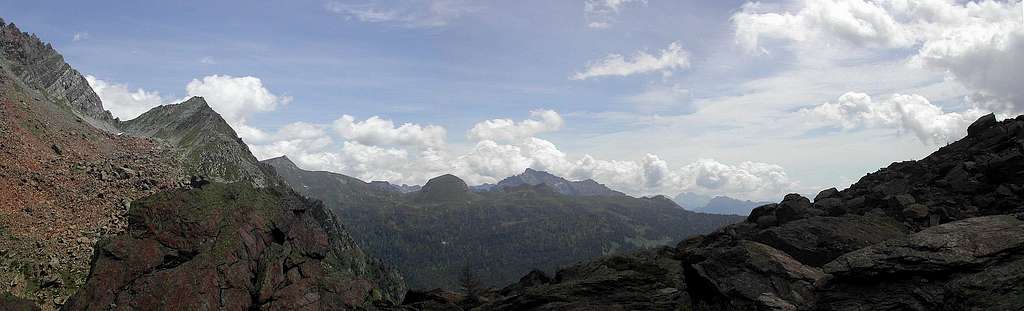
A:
[674, 192, 772, 216]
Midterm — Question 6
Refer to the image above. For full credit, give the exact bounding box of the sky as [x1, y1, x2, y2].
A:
[3, 0, 1022, 201]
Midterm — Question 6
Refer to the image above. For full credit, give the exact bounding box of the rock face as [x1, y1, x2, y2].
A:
[0, 21, 115, 129]
[684, 240, 825, 310]
[494, 168, 625, 197]
[480, 247, 687, 311]
[818, 214, 1024, 310]
[120, 96, 276, 187]
[65, 183, 406, 310]
[481, 114, 1024, 311]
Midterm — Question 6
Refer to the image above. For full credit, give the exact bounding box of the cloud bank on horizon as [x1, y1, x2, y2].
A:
[65, 0, 1024, 201]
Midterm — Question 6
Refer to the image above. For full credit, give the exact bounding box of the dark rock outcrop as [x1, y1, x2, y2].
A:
[65, 183, 406, 310]
[818, 214, 1024, 310]
[684, 240, 824, 310]
[752, 215, 908, 267]
[480, 247, 687, 311]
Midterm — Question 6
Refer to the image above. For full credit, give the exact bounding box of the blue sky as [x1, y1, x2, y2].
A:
[4, 0, 1021, 200]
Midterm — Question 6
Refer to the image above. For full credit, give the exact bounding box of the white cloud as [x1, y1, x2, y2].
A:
[248, 109, 796, 200]
[333, 115, 447, 148]
[584, 0, 647, 29]
[571, 41, 691, 80]
[325, 0, 479, 28]
[72, 32, 89, 42]
[803, 92, 988, 144]
[185, 75, 291, 142]
[200, 56, 217, 64]
[85, 75, 165, 120]
[677, 159, 795, 200]
[467, 109, 564, 142]
[733, 0, 1024, 107]
[914, 27, 1024, 110]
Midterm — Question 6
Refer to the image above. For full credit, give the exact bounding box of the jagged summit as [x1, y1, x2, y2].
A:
[263, 155, 299, 170]
[120, 96, 273, 187]
[0, 20, 116, 130]
[495, 168, 625, 197]
[415, 174, 474, 203]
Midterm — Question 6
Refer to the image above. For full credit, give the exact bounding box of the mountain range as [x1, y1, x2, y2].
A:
[263, 156, 743, 289]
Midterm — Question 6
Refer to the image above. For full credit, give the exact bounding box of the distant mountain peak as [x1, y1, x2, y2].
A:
[416, 174, 473, 203]
[263, 155, 299, 170]
[118, 96, 272, 187]
[496, 169, 625, 197]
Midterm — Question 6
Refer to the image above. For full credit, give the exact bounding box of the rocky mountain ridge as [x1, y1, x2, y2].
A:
[0, 21, 115, 130]
[489, 168, 625, 197]
[120, 96, 276, 187]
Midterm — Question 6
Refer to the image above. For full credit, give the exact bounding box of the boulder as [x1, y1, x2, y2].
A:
[479, 247, 687, 311]
[818, 215, 1024, 310]
[967, 113, 997, 136]
[813, 188, 839, 202]
[753, 215, 908, 267]
[775, 194, 818, 224]
[685, 241, 825, 310]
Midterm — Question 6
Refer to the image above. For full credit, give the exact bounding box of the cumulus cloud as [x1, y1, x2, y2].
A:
[677, 159, 795, 200]
[85, 75, 165, 120]
[86, 74, 290, 143]
[325, 0, 479, 28]
[333, 115, 447, 148]
[803, 92, 988, 144]
[467, 110, 564, 142]
[571, 41, 691, 80]
[584, 0, 647, 29]
[250, 109, 796, 200]
[914, 27, 1024, 110]
[733, 0, 1024, 108]
[185, 75, 291, 142]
